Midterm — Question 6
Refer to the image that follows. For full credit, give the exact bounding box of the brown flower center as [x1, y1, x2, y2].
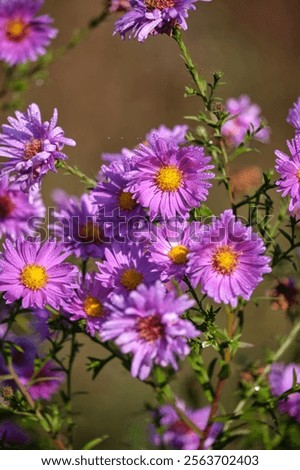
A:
[137, 314, 164, 342]
[0, 194, 15, 219]
[24, 139, 43, 160]
[5, 18, 29, 42]
[78, 221, 103, 244]
[118, 191, 137, 211]
[145, 0, 175, 10]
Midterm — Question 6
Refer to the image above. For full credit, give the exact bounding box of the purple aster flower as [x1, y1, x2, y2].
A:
[29, 308, 51, 340]
[287, 97, 300, 134]
[109, 0, 131, 13]
[269, 363, 300, 423]
[221, 95, 270, 147]
[146, 124, 188, 147]
[0, 238, 78, 309]
[96, 242, 159, 296]
[0, 103, 76, 192]
[114, 0, 211, 42]
[148, 220, 193, 282]
[0, 173, 45, 239]
[101, 148, 135, 166]
[64, 273, 112, 336]
[51, 190, 109, 260]
[24, 361, 65, 401]
[275, 136, 300, 212]
[126, 136, 214, 220]
[0, 421, 29, 447]
[0, 0, 57, 66]
[187, 209, 271, 307]
[93, 161, 147, 239]
[101, 281, 198, 380]
[0, 335, 37, 379]
[151, 400, 223, 450]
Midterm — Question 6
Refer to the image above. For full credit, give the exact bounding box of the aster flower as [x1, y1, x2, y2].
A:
[269, 363, 300, 423]
[0, 103, 76, 192]
[275, 136, 300, 211]
[109, 0, 131, 13]
[287, 97, 300, 133]
[151, 400, 223, 450]
[187, 210, 271, 307]
[101, 148, 135, 166]
[64, 273, 112, 336]
[148, 220, 193, 282]
[126, 136, 214, 220]
[0, 421, 29, 448]
[267, 278, 300, 312]
[93, 161, 146, 239]
[101, 281, 198, 380]
[221, 95, 270, 147]
[146, 124, 188, 147]
[51, 190, 109, 260]
[96, 242, 159, 296]
[0, 238, 78, 309]
[114, 0, 211, 42]
[0, 335, 37, 379]
[24, 361, 65, 401]
[0, 173, 45, 239]
[0, 0, 57, 66]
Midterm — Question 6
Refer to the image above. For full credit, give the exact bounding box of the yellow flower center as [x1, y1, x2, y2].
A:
[0, 194, 15, 219]
[120, 268, 143, 291]
[212, 245, 238, 275]
[5, 18, 29, 42]
[24, 139, 43, 160]
[145, 0, 175, 10]
[156, 165, 182, 192]
[297, 169, 300, 181]
[83, 296, 103, 317]
[78, 221, 103, 244]
[118, 191, 137, 211]
[20, 264, 48, 290]
[168, 245, 189, 264]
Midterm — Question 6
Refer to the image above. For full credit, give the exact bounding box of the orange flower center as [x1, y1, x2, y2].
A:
[297, 169, 300, 181]
[156, 165, 182, 192]
[145, 0, 175, 10]
[5, 18, 29, 42]
[137, 314, 164, 342]
[120, 268, 143, 291]
[0, 194, 15, 219]
[118, 191, 137, 211]
[212, 245, 238, 275]
[20, 264, 48, 290]
[168, 245, 189, 264]
[24, 139, 43, 160]
[83, 296, 103, 317]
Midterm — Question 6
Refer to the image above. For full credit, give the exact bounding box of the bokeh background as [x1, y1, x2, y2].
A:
[1, 0, 300, 449]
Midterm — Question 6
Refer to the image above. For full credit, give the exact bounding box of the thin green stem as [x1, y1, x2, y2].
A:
[57, 161, 96, 187]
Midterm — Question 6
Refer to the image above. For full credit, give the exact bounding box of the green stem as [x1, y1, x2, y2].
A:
[57, 161, 96, 188]
[172, 28, 208, 105]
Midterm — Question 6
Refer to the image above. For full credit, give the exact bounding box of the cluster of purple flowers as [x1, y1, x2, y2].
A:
[275, 97, 300, 212]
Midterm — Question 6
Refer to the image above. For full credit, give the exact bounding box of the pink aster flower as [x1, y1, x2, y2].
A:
[151, 399, 223, 450]
[187, 210, 271, 307]
[0, 103, 76, 192]
[269, 363, 300, 423]
[275, 136, 300, 211]
[287, 97, 300, 134]
[96, 242, 159, 296]
[109, 0, 131, 13]
[0, 173, 45, 239]
[51, 190, 109, 260]
[101, 281, 198, 380]
[148, 220, 193, 282]
[0, 238, 78, 309]
[221, 95, 270, 147]
[126, 136, 214, 220]
[0, 0, 57, 66]
[64, 273, 112, 336]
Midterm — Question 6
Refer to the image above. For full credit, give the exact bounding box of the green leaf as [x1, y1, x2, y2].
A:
[83, 435, 108, 450]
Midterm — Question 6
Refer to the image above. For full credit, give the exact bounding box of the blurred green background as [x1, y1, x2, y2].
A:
[1, 0, 300, 449]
